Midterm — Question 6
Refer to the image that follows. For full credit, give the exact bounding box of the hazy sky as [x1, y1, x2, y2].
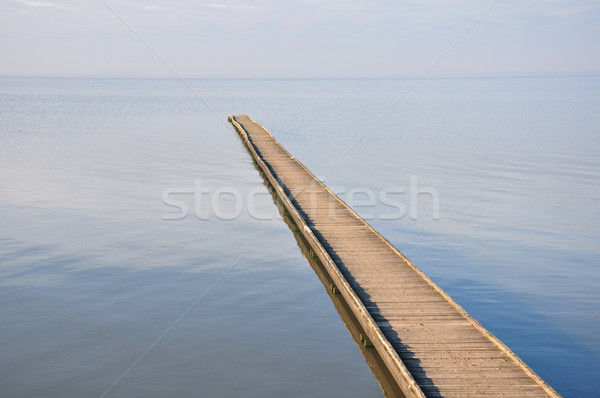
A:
[1, 0, 599, 78]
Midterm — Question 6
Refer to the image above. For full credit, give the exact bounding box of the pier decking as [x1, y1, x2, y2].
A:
[229, 115, 560, 398]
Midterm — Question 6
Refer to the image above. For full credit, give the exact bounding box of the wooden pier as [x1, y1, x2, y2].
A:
[229, 115, 560, 398]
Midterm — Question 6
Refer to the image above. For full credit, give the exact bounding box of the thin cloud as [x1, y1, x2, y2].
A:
[206, 3, 229, 8]
[547, 4, 600, 17]
[12, 0, 70, 10]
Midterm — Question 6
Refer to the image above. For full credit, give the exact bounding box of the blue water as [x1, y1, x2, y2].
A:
[1, 76, 599, 397]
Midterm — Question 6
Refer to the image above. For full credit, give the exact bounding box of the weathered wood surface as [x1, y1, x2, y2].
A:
[229, 115, 560, 398]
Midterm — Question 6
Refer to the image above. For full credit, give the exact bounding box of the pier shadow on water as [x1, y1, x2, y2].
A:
[251, 160, 409, 398]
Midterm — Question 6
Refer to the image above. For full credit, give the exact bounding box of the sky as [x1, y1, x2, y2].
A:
[1, 0, 599, 78]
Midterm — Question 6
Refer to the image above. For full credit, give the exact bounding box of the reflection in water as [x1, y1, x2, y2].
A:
[248, 157, 406, 397]
[0, 77, 387, 397]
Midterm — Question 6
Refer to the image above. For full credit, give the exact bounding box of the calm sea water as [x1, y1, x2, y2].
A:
[1, 76, 599, 397]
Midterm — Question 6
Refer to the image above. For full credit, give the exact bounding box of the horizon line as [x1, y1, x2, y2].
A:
[1, 72, 599, 80]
